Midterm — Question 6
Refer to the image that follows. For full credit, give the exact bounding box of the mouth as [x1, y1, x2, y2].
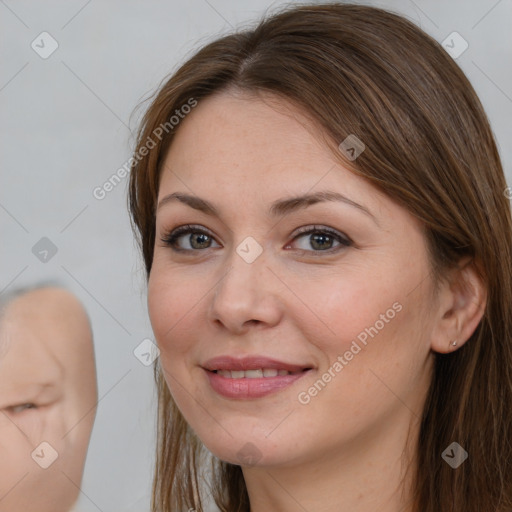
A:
[211, 368, 309, 378]
[202, 355, 313, 373]
[202, 356, 314, 399]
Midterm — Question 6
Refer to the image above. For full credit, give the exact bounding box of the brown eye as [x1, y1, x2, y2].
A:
[288, 225, 352, 254]
[161, 224, 221, 252]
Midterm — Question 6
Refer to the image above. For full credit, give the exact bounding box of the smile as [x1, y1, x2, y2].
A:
[214, 368, 302, 378]
[202, 355, 313, 399]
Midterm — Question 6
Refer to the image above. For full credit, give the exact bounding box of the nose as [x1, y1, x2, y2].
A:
[207, 243, 283, 334]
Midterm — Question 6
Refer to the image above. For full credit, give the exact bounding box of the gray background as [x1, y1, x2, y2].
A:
[1, 0, 511, 510]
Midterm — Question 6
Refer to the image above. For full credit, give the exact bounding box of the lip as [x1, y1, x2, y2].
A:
[202, 355, 312, 373]
[202, 355, 314, 399]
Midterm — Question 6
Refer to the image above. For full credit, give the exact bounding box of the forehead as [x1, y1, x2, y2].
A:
[163, 91, 332, 175]
[0, 310, 65, 391]
[159, 91, 392, 221]
[0, 290, 91, 392]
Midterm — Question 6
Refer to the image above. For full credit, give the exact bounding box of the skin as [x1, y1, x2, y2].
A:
[148, 90, 486, 512]
[0, 288, 97, 512]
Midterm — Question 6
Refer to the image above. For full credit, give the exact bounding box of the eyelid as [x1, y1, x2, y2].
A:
[291, 224, 351, 243]
[173, 224, 215, 238]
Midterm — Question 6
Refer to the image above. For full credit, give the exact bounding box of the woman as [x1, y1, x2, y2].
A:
[128, 3, 512, 511]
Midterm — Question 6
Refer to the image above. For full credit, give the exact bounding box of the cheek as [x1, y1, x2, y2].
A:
[0, 432, 29, 480]
[296, 270, 402, 351]
[148, 264, 203, 355]
[294, 270, 426, 402]
[0, 424, 36, 499]
[299, 288, 428, 419]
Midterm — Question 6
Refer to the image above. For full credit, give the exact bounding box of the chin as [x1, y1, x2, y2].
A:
[197, 429, 300, 469]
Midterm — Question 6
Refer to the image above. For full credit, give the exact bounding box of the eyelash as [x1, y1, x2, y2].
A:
[160, 224, 352, 256]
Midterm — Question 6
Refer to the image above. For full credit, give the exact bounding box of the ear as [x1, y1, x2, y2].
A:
[430, 257, 487, 354]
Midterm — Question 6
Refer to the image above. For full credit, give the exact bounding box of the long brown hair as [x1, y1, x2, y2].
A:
[128, 3, 512, 511]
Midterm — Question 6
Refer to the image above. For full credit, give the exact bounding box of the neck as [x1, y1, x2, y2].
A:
[242, 407, 420, 512]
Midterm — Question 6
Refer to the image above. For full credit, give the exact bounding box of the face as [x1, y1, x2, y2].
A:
[0, 288, 97, 512]
[148, 91, 439, 469]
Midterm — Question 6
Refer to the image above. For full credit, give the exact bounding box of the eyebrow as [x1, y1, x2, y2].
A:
[157, 190, 379, 226]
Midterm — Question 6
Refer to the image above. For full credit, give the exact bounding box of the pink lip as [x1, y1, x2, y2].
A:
[202, 355, 313, 399]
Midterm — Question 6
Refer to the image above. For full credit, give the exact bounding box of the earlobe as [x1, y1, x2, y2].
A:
[430, 258, 487, 354]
